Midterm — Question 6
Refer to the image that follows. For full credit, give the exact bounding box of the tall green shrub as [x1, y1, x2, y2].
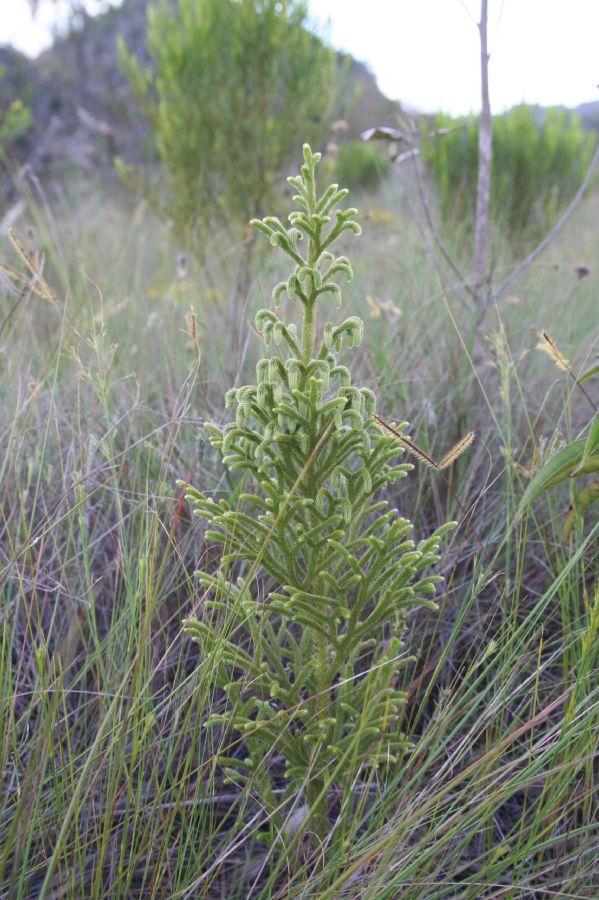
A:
[181, 145, 455, 841]
[118, 0, 337, 247]
[422, 105, 594, 242]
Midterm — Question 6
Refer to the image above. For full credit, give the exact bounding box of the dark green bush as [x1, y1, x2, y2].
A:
[334, 140, 391, 193]
[421, 105, 594, 242]
[0, 65, 31, 158]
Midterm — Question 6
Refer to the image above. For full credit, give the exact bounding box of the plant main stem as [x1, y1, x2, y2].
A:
[300, 231, 331, 798]
[302, 300, 315, 363]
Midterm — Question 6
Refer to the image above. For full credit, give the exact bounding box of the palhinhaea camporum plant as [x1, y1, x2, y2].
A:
[181, 144, 456, 831]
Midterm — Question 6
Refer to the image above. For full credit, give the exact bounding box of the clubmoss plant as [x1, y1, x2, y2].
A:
[182, 144, 456, 834]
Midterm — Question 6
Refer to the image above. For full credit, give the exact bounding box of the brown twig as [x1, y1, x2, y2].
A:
[473, 0, 492, 295]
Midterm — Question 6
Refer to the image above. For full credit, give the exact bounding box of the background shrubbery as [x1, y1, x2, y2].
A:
[0, 66, 31, 158]
[332, 138, 391, 192]
[421, 104, 595, 242]
[118, 0, 338, 245]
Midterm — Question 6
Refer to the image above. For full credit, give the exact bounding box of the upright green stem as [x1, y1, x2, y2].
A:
[300, 231, 329, 717]
[302, 300, 315, 363]
[301, 227, 319, 363]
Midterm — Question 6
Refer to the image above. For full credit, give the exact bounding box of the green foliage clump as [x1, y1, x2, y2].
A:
[422, 105, 594, 242]
[333, 139, 391, 192]
[118, 0, 337, 245]
[182, 145, 455, 834]
[0, 66, 31, 158]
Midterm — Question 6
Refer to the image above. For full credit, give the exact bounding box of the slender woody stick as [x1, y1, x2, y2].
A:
[474, 0, 492, 295]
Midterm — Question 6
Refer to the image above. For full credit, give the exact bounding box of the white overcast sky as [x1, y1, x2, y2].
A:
[1, 0, 598, 115]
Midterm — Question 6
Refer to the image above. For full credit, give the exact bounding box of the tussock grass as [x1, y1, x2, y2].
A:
[1, 172, 598, 897]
